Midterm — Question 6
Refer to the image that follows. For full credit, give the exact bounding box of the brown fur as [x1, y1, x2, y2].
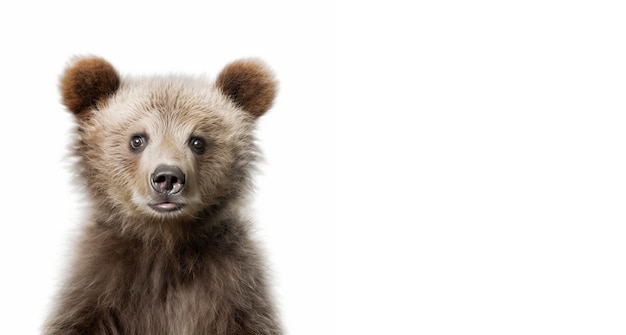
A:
[216, 59, 277, 118]
[45, 57, 281, 335]
[60, 57, 120, 116]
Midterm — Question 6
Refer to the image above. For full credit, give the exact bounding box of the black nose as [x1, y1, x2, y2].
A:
[151, 165, 185, 194]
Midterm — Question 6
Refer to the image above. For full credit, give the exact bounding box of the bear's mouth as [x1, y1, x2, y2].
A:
[149, 202, 184, 213]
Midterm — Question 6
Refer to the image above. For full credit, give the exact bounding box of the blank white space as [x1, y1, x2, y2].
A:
[336, 1, 626, 334]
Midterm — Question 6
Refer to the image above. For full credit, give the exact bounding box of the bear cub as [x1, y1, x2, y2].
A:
[44, 57, 282, 335]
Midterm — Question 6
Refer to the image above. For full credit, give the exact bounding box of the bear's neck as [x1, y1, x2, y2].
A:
[92, 197, 248, 248]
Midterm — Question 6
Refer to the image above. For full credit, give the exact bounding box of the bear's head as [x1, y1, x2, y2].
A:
[60, 56, 276, 239]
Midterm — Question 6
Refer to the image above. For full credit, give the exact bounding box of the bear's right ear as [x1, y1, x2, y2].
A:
[60, 56, 120, 117]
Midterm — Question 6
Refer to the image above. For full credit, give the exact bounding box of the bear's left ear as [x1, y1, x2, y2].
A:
[60, 56, 120, 117]
[216, 59, 277, 118]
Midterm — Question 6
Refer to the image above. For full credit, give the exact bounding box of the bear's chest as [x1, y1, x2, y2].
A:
[112, 249, 239, 334]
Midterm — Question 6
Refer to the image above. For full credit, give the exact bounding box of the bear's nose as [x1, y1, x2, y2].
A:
[151, 165, 186, 194]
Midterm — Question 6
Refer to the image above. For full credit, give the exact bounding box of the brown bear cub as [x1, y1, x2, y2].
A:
[44, 57, 282, 335]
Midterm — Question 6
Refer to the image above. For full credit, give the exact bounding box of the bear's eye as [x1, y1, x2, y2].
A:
[189, 137, 206, 154]
[130, 135, 147, 152]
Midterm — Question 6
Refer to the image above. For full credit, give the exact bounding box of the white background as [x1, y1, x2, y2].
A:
[1, 1, 626, 334]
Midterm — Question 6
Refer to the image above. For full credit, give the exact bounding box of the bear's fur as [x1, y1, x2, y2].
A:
[44, 57, 282, 335]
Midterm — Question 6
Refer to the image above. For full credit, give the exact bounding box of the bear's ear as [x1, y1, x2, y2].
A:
[216, 59, 277, 118]
[60, 56, 120, 117]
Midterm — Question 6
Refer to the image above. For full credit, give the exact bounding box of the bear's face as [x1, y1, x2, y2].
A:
[61, 57, 276, 226]
[79, 79, 250, 222]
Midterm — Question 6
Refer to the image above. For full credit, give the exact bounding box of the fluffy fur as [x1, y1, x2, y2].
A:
[44, 57, 281, 335]
[60, 56, 120, 115]
[216, 60, 277, 118]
